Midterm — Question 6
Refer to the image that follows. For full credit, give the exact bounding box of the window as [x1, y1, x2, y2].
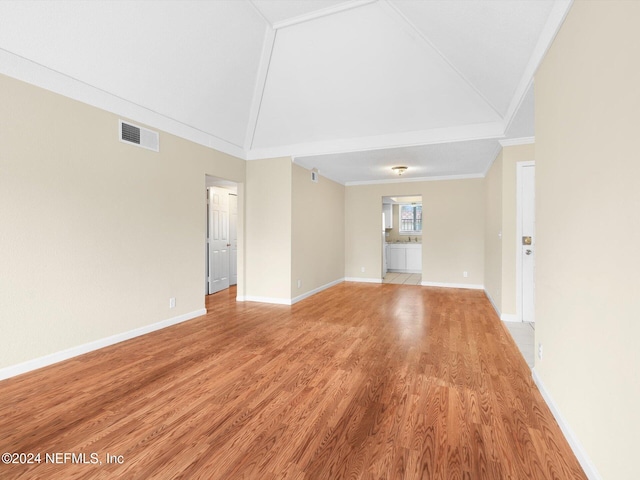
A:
[399, 204, 422, 235]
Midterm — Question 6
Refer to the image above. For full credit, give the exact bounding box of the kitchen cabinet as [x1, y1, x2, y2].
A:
[388, 245, 406, 271]
[387, 243, 421, 273]
[406, 247, 421, 271]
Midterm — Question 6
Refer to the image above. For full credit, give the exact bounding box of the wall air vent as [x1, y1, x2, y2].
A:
[119, 120, 159, 152]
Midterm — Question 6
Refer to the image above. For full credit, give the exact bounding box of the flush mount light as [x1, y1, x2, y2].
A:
[392, 166, 408, 176]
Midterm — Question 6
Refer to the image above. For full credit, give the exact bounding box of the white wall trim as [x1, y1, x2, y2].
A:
[499, 136, 535, 147]
[242, 296, 293, 305]
[502, 0, 573, 132]
[0, 308, 206, 381]
[0, 49, 246, 160]
[421, 281, 484, 290]
[345, 172, 484, 187]
[248, 121, 504, 160]
[345, 277, 383, 284]
[532, 369, 602, 480]
[501, 313, 519, 323]
[291, 278, 345, 305]
[484, 289, 502, 317]
[272, 0, 377, 30]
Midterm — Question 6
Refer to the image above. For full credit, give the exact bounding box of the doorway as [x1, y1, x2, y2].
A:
[206, 176, 238, 295]
[381, 195, 423, 285]
[516, 162, 535, 322]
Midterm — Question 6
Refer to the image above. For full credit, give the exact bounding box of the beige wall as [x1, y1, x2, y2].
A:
[245, 157, 292, 301]
[0, 74, 245, 370]
[535, 1, 640, 478]
[346, 179, 484, 285]
[484, 150, 503, 310]
[484, 144, 535, 318]
[291, 164, 345, 298]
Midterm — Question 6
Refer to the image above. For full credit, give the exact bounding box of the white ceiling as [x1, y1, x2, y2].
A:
[0, 0, 572, 184]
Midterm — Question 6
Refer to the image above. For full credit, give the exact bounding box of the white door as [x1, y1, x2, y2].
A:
[521, 165, 535, 322]
[208, 187, 230, 294]
[229, 194, 238, 286]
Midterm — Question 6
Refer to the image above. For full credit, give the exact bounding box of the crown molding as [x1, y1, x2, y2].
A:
[345, 172, 484, 187]
[248, 121, 504, 160]
[503, 0, 573, 132]
[499, 136, 535, 147]
[0, 48, 247, 160]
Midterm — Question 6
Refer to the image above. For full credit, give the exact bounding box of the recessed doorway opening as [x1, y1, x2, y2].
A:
[382, 195, 423, 285]
[206, 175, 238, 296]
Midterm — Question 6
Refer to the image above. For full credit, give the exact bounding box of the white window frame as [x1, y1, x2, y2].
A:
[399, 203, 422, 235]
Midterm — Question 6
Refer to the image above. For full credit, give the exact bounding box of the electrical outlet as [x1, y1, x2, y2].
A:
[538, 343, 543, 360]
[463, 271, 468, 278]
[361, 267, 365, 273]
[169, 297, 176, 309]
[297, 279, 301, 289]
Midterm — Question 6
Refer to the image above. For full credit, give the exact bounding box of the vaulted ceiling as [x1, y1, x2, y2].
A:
[0, 0, 572, 184]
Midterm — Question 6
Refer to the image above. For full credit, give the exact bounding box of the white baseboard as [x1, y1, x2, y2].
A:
[387, 269, 421, 274]
[0, 308, 207, 381]
[532, 368, 602, 480]
[291, 278, 344, 305]
[484, 289, 520, 322]
[484, 290, 502, 317]
[242, 296, 292, 305]
[345, 277, 382, 284]
[421, 281, 484, 290]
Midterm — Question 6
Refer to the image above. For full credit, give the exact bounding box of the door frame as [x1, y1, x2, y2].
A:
[516, 160, 535, 323]
[205, 175, 242, 298]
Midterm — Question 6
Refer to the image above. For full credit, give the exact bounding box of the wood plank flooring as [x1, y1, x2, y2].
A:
[0, 283, 585, 479]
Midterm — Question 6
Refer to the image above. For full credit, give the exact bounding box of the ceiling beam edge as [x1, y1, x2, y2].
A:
[271, 0, 378, 30]
[345, 172, 485, 187]
[247, 0, 274, 28]
[247, 121, 504, 160]
[244, 27, 277, 152]
[503, 0, 574, 133]
[379, 0, 505, 122]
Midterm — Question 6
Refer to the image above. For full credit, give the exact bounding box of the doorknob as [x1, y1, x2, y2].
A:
[525, 249, 532, 255]
[226, 243, 231, 247]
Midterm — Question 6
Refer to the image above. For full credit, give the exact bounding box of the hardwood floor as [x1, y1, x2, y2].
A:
[0, 283, 585, 479]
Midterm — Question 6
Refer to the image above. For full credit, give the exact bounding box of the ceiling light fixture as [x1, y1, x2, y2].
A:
[392, 166, 408, 176]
